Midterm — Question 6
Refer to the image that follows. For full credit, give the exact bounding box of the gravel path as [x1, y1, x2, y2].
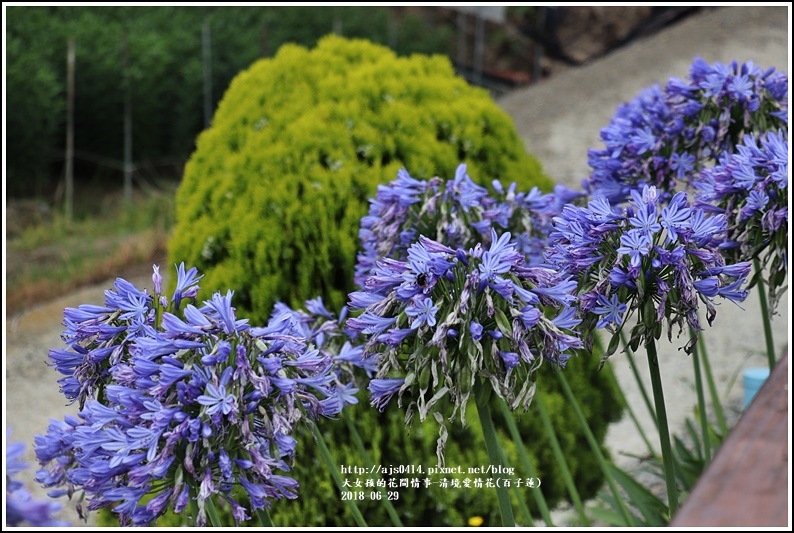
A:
[4, 5, 789, 527]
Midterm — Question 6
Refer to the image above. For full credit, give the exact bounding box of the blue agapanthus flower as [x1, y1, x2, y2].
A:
[354, 163, 565, 288]
[263, 295, 377, 401]
[35, 264, 347, 526]
[584, 58, 787, 204]
[547, 185, 751, 357]
[348, 227, 581, 460]
[348, 164, 589, 462]
[593, 294, 628, 329]
[6, 429, 69, 527]
[694, 129, 788, 312]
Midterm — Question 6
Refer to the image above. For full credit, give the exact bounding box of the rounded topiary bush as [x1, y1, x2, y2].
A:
[168, 34, 552, 323]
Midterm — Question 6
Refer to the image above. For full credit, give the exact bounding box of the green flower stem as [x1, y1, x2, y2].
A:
[620, 330, 658, 427]
[754, 257, 777, 370]
[644, 339, 679, 517]
[690, 331, 711, 463]
[256, 508, 274, 527]
[497, 399, 544, 527]
[204, 496, 222, 527]
[554, 369, 634, 526]
[474, 378, 515, 527]
[494, 433, 535, 527]
[186, 488, 200, 526]
[311, 424, 368, 527]
[698, 334, 728, 435]
[534, 394, 590, 526]
[341, 411, 404, 527]
[511, 482, 536, 527]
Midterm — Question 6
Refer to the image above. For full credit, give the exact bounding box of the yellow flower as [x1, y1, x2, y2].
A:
[468, 516, 484, 527]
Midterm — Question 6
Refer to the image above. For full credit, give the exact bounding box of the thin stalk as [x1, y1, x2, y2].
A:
[186, 488, 200, 526]
[342, 410, 403, 526]
[474, 378, 515, 527]
[204, 496, 222, 527]
[698, 334, 728, 435]
[496, 399, 546, 526]
[754, 257, 777, 370]
[494, 434, 535, 527]
[690, 332, 711, 463]
[534, 394, 590, 525]
[620, 330, 658, 427]
[511, 483, 535, 527]
[645, 340, 679, 517]
[256, 508, 274, 527]
[554, 370, 635, 526]
[311, 424, 368, 527]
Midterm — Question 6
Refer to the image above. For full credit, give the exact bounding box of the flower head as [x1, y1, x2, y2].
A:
[6, 429, 69, 527]
[583, 58, 787, 203]
[694, 129, 788, 312]
[35, 265, 347, 526]
[349, 221, 581, 461]
[354, 163, 561, 288]
[548, 188, 751, 357]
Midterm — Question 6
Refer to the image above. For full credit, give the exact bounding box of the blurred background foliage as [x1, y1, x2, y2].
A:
[6, 6, 698, 201]
[5, 5, 455, 199]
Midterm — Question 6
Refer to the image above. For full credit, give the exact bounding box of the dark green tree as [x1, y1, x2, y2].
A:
[5, 7, 64, 196]
[5, 6, 456, 199]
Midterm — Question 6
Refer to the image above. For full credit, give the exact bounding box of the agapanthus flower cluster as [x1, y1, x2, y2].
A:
[347, 228, 582, 461]
[48, 263, 205, 409]
[694, 129, 788, 311]
[354, 163, 576, 287]
[6, 428, 69, 527]
[266, 295, 378, 404]
[584, 57, 787, 203]
[35, 264, 346, 526]
[547, 185, 752, 358]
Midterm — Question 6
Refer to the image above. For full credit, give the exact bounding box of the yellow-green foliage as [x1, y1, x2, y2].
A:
[169, 35, 551, 322]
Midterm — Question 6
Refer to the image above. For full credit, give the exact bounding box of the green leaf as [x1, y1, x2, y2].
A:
[590, 491, 640, 527]
[589, 505, 633, 527]
[608, 464, 669, 526]
[606, 333, 621, 358]
[494, 307, 512, 337]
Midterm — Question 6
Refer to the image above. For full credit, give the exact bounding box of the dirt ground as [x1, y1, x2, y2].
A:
[4, 5, 789, 527]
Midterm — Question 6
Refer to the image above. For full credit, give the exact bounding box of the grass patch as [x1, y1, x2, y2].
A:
[6, 187, 176, 316]
[10, 185, 176, 250]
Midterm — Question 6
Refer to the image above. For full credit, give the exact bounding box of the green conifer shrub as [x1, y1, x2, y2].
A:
[168, 34, 552, 322]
